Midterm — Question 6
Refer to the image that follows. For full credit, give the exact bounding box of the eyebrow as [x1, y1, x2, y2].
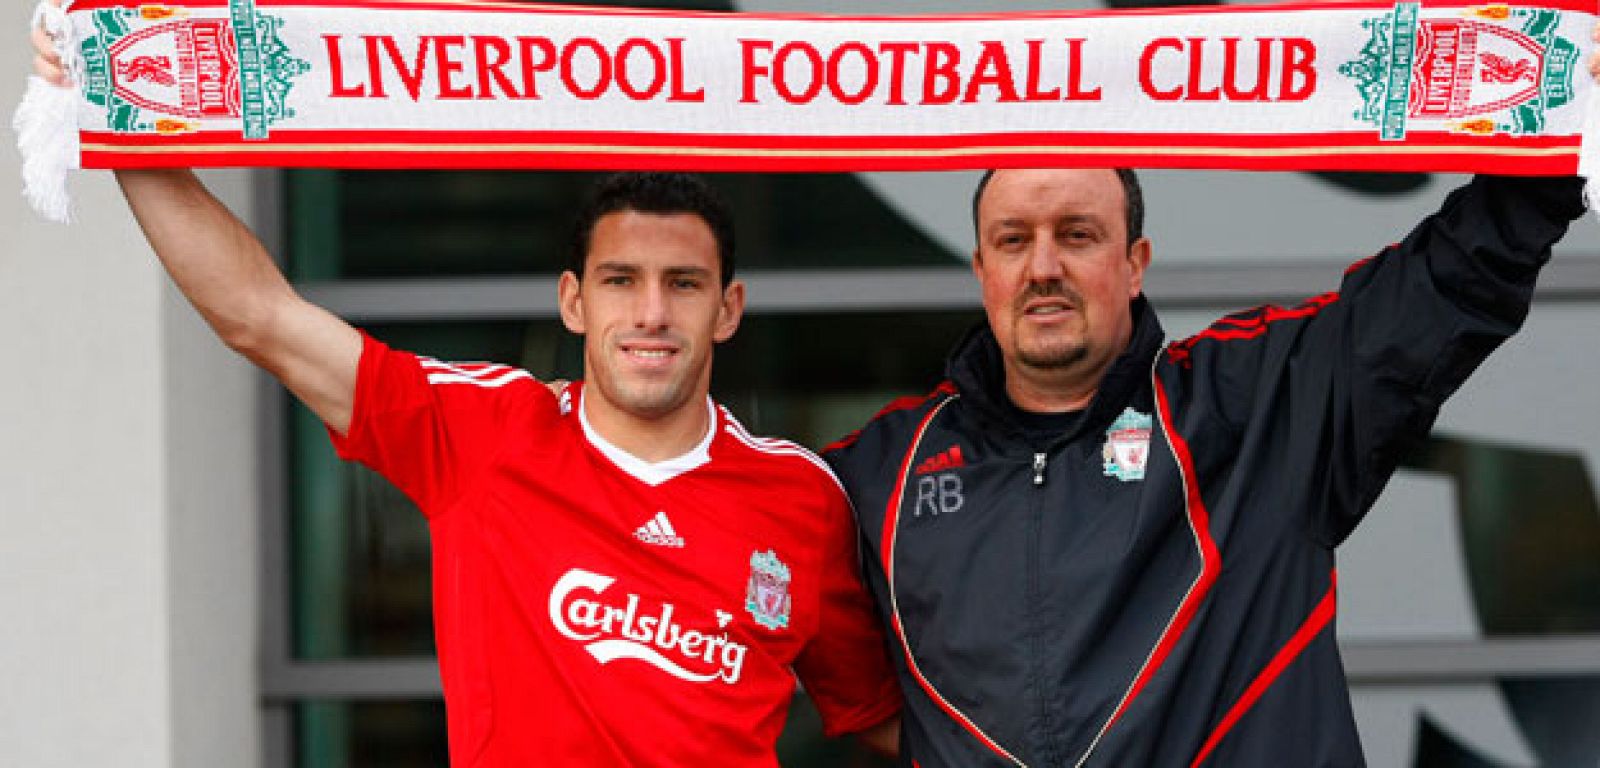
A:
[592, 262, 640, 274]
[591, 262, 713, 279]
[987, 214, 1104, 232]
[984, 218, 1028, 236]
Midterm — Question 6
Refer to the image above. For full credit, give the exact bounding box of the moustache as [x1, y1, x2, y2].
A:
[1014, 281, 1083, 312]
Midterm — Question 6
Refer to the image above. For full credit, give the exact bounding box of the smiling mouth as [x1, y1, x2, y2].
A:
[1023, 302, 1074, 317]
[619, 342, 681, 362]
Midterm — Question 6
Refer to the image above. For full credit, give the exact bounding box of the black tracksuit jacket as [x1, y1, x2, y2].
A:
[823, 176, 1586, 767]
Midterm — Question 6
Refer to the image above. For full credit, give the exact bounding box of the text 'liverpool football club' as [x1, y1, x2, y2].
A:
[318, 34, 1322, 105]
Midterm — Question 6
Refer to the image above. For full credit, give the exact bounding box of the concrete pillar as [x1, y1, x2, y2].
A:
[1, 13, 262, 764]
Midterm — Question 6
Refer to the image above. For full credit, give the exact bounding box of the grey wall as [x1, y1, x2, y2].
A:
[1, 7, 262, 762]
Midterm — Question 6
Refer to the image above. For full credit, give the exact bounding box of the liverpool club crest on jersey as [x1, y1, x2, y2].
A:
[745, 550, 792, 630]
[1102, 407, 1153, 482]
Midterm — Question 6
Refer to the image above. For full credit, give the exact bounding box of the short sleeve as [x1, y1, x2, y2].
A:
[326, 333, 550, 517]
[792, 487, 903, 738]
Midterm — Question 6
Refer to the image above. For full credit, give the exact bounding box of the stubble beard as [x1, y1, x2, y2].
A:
[591, 340, 702, 420]
[607, 375, 694, 418]
[1015, 336, 1088, 371]
[1011, 281, 1089, 371]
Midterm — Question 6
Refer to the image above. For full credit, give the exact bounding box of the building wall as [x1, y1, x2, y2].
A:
[0, 17, 262, 764]
[161, 184, 264, 768]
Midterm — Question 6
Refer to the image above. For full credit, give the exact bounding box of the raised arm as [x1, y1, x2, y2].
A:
[33, 5, 361, 433]
[117, 169, 362, 434]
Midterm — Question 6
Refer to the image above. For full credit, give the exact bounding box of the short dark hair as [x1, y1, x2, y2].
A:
[569, 172, 736, 285]
[970, 168, 1145, 246]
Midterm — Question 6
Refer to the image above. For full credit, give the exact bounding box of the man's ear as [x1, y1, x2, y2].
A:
[713, 280, 746, 343]
[558, 271, 585, 334]
[1126, 238, 1152, 298]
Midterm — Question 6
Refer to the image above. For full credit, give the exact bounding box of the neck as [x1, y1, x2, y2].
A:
[1003, 361, 1102, 413]
[580, 386, 712, 463]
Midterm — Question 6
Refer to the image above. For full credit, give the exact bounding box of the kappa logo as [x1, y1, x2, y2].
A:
[634, 511, 686, 548]
[548, 568, 748, 684]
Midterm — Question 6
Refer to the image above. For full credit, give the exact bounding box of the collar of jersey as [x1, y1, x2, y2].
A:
[577, 388, 717, 486]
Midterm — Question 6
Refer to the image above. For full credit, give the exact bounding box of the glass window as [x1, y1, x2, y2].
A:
[295, 702, 446, 768]
[286, 171, 961, 281]
[1401, 436, 1600, 635]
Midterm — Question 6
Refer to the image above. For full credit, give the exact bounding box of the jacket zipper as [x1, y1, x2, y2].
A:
[1029, 448, 1061, 765]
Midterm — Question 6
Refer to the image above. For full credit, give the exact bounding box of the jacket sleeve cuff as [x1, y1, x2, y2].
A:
[1477, 174, 1588, 228]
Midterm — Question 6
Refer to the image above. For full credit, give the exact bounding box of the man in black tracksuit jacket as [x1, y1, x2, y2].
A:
[822, 172, 1587, 767]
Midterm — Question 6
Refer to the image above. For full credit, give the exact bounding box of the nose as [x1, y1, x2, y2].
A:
[635, 280, 670, 331]
[1024, 234, 1066, 284]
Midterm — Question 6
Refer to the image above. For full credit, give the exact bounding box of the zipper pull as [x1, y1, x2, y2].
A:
[1032, 452, 1047, 486]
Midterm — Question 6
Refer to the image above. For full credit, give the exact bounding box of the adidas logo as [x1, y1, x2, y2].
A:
[915, 445, 966, 475]
[634, 511, 686, 548]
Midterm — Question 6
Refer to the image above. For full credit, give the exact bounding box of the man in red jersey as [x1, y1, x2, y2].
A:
[35, 24, 901, 755]
[74, 168, 903, 764]
[327, 173, 903, 765]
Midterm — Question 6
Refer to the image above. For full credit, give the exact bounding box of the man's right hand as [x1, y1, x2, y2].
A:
[30, 0, 70, 87]
[1591, 25, 1600, 86]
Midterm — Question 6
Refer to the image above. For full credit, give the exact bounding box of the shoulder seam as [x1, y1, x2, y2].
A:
[822, 381, 958, 454]
[719, 406, 847, 496]
[418, 357, 536, 389]
[1165, 291, 1341, 367]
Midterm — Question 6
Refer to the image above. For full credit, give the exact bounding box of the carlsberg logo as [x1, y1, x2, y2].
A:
[548, 568, 748, 684]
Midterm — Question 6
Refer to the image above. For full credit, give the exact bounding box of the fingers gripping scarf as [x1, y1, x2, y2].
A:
[15, 0, 1600, 221]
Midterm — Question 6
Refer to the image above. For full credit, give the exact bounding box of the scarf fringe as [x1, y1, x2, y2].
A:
[14, 1, 81, 224]
[1581, 76, 1600, 216]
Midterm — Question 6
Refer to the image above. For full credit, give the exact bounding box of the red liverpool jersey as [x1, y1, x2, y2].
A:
[328, 336, 901, 767]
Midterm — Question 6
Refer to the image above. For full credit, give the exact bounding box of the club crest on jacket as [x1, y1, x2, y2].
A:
[1102, 408, 1153, 482]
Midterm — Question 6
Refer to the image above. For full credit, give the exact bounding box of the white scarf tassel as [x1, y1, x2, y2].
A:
[1580, 72, 1600, 215]
[13, 1, 81, 224]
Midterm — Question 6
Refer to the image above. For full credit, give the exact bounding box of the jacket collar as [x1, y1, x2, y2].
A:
[945, 295, 1165, 443]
